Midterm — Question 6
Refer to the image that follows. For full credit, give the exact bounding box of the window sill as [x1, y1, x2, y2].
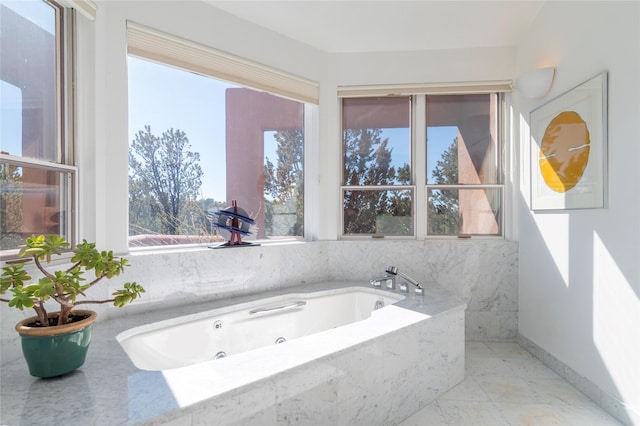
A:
[127, 238, 305, 257]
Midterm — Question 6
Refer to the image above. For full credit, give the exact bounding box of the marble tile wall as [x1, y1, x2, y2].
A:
[325, 240, 518, 341]
[0, 239, 518, 365]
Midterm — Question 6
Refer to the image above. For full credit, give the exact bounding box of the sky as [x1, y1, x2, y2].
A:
[1, 1, 54, 157]
[0, 81, 22, 156]
[2, 1, 53, 33]
[427, 126, 458, 181]
[128, 57, 234, 201]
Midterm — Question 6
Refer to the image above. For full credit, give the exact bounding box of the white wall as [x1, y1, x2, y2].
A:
[516, 2, 640, 424]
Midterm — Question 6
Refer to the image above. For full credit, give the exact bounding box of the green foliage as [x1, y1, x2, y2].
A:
[112, 282, 146, 308]
[72, 240, 129, 279]
[428, 137, 460, 235]
[129, 177, 163, 235]
[0, 161, 23, 250]
[8, 285, 35, 310]
[129, 125, 204, 236]
[21, 234, 69, 263]
[342, 128, 412, 235]
[0, 263, 31, 291]
[0, 235, 145, 327]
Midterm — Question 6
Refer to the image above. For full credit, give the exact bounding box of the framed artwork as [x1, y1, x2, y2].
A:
[530, 72, 608, 210]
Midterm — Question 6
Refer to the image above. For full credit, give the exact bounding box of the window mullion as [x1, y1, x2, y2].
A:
[413, 95, 427, 240]
[304, 103, 320, 240]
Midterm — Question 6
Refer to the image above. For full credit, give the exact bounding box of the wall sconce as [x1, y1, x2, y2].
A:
[516, 66, 555, 99]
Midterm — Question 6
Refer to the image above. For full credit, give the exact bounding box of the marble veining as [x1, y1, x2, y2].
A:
[0, 280, 466, 425]
[398, 341, 621, 426]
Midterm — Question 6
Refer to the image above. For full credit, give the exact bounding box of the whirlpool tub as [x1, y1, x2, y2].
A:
[116, 282, 466, 425]
[117, 287, 404, 370]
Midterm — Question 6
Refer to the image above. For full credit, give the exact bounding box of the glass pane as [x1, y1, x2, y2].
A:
[343, 189, 413, 236]
[426, 94, 498, 185]
[264, 130, 303, 237]
[342, 97, 411, 186]
[0, 1, 58, 162]
[1, 163, 72, 256]
[427, 188, 501, 236]
[128, 57, 304, 247]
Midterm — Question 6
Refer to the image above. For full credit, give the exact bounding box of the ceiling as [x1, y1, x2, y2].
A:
[206, 1, 546, 53]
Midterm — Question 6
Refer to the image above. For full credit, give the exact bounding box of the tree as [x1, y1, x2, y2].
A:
[128, 175, 161, 236]
[342, 128, 411, 234]
[428, 136, 459, 235]
[0, 162, 23, 248]
[129, 126, 203, 235]
[263, 129, 304, 236]
[180, 197, 225, 237]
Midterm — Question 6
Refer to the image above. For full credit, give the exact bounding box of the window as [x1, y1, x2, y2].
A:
[341, 91, 504, 238]
[426, 94, 502, 236]
[341, 97, 413, 236]
[127, 24, 316, 248]
[0, 0, 75, 256]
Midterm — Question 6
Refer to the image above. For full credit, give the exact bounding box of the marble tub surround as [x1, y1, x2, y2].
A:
[327, 240, 519, 341]
[0, 281, 466, 425]
[1, 239, 517, 364]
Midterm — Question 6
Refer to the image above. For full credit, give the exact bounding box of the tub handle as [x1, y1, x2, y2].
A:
[249, 300, 307, 315]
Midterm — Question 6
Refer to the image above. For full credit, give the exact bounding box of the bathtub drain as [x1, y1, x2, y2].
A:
[214, 351, 227, 359]
[275, 337, 286, 344]
[213, 320, 223, 329]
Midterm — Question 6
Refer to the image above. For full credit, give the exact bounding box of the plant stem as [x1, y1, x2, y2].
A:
[33, 303, 48, 326]
[75, 299, 115, 305]
[65, 261, 82, 274]
[33, 256, 55, 280]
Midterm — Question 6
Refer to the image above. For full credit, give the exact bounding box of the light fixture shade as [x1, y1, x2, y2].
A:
[516, 66, 555, 99]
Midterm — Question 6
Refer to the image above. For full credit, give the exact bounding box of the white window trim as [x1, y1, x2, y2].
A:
[337, 81, 513, 98]
[57, 0, 97, 21]
[126, 22, 319, 105]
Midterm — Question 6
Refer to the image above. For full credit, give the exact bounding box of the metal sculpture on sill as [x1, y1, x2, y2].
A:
[209, 200, 259, 248]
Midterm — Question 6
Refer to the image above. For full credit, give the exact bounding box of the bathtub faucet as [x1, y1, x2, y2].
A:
[385, 266, 424, 296]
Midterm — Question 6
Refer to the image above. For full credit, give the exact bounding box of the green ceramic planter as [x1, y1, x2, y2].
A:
[15, 310, 97, 378]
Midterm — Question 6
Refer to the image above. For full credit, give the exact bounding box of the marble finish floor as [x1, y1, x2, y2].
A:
[399, 342, 621, 426]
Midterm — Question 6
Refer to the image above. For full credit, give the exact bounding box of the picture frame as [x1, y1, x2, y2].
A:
[530, 72, 608, 211]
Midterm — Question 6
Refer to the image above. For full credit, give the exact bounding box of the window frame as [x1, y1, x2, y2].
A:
[424, 93, 506, 238]
[340, 95, 415, 238]
[125, 23, 319, 249]
[339, 88, 508, 240]
[0, 1, 77, 258]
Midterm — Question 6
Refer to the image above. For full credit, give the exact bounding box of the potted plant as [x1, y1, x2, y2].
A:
[0, 235, 145, 378]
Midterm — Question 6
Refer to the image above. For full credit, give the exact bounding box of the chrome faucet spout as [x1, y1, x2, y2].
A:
[385, 265, 423, 293]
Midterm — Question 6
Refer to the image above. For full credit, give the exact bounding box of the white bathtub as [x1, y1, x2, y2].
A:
[117, 287, 404, 371]
[116, 282, 466, 425]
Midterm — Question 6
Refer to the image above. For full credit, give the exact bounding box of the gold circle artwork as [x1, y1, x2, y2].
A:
[538, 111, 591, 193]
